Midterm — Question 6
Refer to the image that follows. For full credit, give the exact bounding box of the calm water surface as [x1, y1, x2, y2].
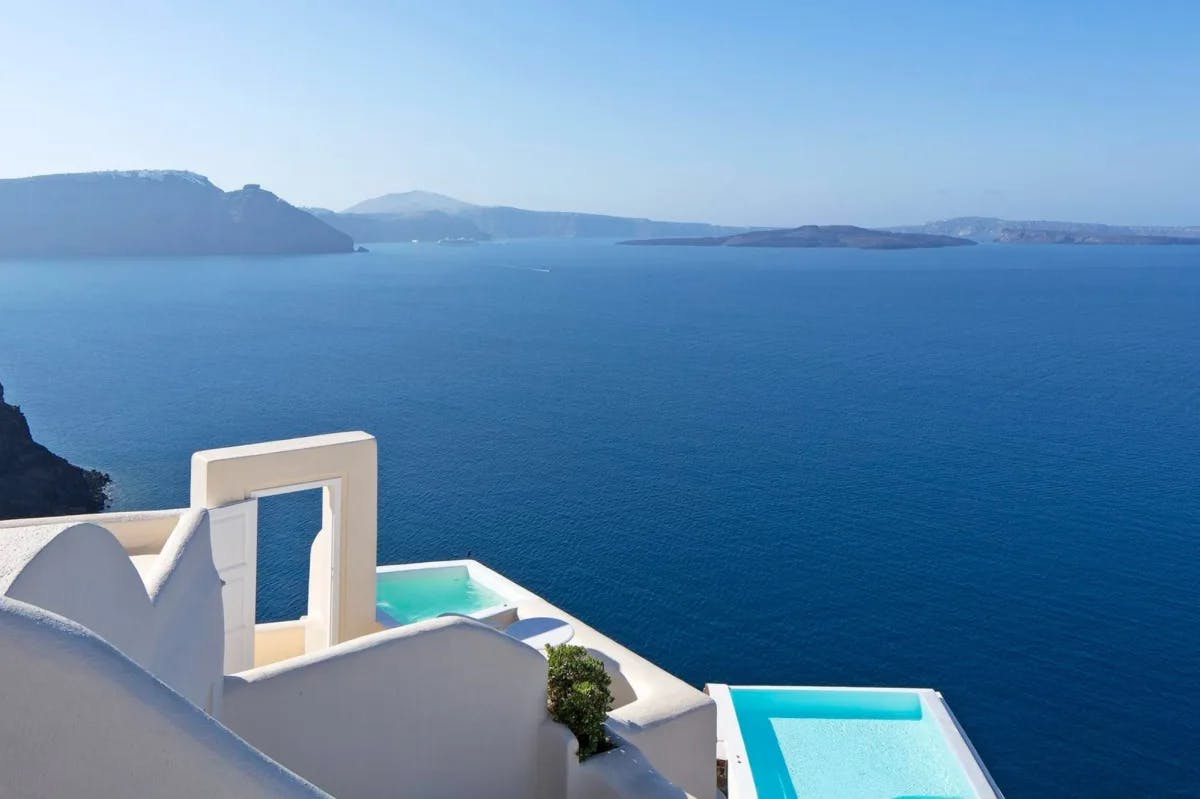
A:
[1, 241, 1197, 797]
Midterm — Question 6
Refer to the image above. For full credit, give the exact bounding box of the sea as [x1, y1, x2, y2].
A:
[1, 240, 1197, 797]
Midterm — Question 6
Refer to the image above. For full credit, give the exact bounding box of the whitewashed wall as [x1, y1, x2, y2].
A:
[0, 511, 224, 709]
[222, 616, 550, 799]
[0, 597, 325, 798]
[541, 723, 697, 799]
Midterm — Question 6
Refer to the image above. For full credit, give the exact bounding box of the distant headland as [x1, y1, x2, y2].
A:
[0, 171, 353, 257]
[995, 228, 1200, 245]
[620, 225, 976, 250]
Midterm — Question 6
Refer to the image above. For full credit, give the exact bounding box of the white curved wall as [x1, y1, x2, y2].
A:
[1, 521, 156, 663]
[140, 509, 227, 708]
[0, 512, 225, 710]
[222, 616, 550, 799]
[0, 597, 326, 799]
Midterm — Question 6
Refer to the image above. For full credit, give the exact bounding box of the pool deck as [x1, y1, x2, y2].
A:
[707, 684, 1005, 799]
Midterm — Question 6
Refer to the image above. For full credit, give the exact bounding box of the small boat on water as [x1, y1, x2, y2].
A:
[437, 237, 479, 247]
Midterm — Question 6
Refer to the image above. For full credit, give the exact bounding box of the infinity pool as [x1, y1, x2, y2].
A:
[376, 564, 508, 625]
[722, 687, 995, 799]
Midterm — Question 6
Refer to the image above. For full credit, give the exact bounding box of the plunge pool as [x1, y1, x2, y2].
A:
[376, 563, 510, 626]
[710, 685, 1002, 799]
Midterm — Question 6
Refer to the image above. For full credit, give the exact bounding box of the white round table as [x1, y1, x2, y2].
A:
[505, 616, 574, 649]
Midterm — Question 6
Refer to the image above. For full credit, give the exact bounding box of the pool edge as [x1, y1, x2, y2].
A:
[933, 691, 1007, 799]
[374, 559, 529, 628]
[707, 683, 1002, 799]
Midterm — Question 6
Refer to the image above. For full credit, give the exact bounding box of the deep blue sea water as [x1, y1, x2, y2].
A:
[1, 241, 1197, 797]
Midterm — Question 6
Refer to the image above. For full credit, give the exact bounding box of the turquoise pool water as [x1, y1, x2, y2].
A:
[376, 567, 507, 625]
[731, 688, 978, 799]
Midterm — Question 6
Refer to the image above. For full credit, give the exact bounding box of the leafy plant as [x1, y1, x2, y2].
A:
[546, 644, 614, 760]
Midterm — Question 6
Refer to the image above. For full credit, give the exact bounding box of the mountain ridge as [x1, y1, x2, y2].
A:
[344, 190, 476, 215]
[321, 190, 745, 242]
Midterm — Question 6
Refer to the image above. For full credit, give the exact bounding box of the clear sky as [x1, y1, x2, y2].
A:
[2, 1, 1198, 227]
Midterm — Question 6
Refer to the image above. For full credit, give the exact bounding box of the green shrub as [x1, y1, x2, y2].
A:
[546, 644, 614, 760]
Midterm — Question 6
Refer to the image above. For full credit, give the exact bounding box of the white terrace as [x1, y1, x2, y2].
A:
[0, 432, 714, 799]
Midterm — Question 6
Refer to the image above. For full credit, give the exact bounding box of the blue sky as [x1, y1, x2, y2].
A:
[2, 1, 1197, 226]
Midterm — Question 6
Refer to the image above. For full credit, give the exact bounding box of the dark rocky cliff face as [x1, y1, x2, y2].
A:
[0, 170, 353, 257]
[0, 382, 110, 520]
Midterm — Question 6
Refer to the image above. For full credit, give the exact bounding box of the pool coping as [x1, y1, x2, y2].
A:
[707, 683, 1004, 799]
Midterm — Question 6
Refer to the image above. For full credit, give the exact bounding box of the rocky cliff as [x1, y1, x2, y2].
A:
[0, 382, 110, 520]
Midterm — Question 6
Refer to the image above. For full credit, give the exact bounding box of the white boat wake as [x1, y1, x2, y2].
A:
[496, 264, 551, 273]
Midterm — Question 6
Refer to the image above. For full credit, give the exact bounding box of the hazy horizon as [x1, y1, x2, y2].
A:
[3, 1, 1198, 227]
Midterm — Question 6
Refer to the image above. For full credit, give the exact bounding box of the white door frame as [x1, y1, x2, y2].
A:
[249, 478, 343, 647]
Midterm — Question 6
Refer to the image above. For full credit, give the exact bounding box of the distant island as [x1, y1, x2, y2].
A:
[0, 171, 353, 257]
[620, 225, 976, 250]
[996, 228, 1200, 246]
[0, 381, 110, 520]
[312, 190, 744, 243]
[890, 216, 1200, 245]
